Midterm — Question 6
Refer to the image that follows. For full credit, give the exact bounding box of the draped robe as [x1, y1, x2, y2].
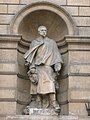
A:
[24, 37, 63, 94]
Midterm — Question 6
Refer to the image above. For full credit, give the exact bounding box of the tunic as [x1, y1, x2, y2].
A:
[24, 36, 63, 94]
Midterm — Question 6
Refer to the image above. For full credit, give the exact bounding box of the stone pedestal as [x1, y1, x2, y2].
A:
[29, 108, 59, 115]
[2, 115, 79, 120]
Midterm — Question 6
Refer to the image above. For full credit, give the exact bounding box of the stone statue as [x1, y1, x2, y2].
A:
[24, 26, 63, 114]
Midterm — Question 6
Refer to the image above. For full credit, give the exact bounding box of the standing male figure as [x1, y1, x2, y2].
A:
[24, 26, 63, 112]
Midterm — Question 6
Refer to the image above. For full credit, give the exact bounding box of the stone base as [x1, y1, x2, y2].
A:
[29, 108, 59, 115]
[1, 115, 90, 120]
[4, 115, 79, 120]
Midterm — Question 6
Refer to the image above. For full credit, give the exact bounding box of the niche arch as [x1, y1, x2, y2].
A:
[10, 2, 77, 43]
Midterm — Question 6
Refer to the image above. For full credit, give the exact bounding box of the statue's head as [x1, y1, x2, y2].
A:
[38, 26, 47, 37]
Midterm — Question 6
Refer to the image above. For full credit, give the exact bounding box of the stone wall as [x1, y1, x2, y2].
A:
[0, 0, 90, 117]
[0, 0, 90, 35]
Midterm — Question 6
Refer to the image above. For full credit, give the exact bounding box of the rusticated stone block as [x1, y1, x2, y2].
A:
[67, 0, 89, 6]
[69, 103, 88, 116]
[69, 51, 90, 63]
[64, 7, 78, 16]
[0, 25, 7, 34]
[20, 0, 66, 5]
[74, 17, 90, 26]
[0, 102, 16, 115]
[0, 50, 17, 61]
[0, 15, 14, 24]
[0, 63, 17, 73]
[79, 7, 90, 16]
[69, 90, 90, 101]
[0, 89, 16, 99]
[69, 76, 90, 89]
[0, 5, 7, 13]
[0, 0, 19, 4]
[69, 64, 90, 74]
[8, 5, 25, 14]
[79, 27, 90, 36]
[0, 75, 17, 88]
[0, 42, 18, 49]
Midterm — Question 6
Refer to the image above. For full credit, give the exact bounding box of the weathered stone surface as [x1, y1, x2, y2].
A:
[59, 91, 68, 102]
[79, 117, 90, 120]
[69, 51, 90, 62]
[69, 90, 90, 101]
[0, 117, 6, 120]
[0, 25, 7, 34]
[67, 0, 90, 6]
[61, 104, 68, 115]
[64, 6, 78, 16]
[79, 27, 90, 35]
[28, 108, 59, 115]
[0, 0, 19, 4]
[68, 44, 90, 50]
[0, 89, 16, 99]
[69, 103, 88, 116]
[8, 5, 25, 14]
[0, 63, 17, 73]
[79, 7, 90, 16]
[59, 78, 68, 93]
[0, 75, 17, 88]
[16, 103, 25, 114]
[69, 76, 90, 89]
[74, 17, 90, 26]
[0, 50, 17, 61]
[17, 90, 30, 103]
[0, 5, 7, 13]
[0, 102, 16, 115]
[20, 0, 66, 5]
[0, 15, 14, 24]
[69, 64, 90, 74]
[6, 115, 79, 120]
[18, 78, 30, 91]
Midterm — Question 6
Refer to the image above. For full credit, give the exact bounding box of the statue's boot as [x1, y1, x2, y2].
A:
[51, 100, 61, 113]
[36, 95, 42, 108]
[42, 95, 49, 108]
[50, 93, 61, 113]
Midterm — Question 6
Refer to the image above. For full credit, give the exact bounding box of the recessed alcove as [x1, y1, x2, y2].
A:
[18, 10, 68, 42]
[10, 2, 76, 114]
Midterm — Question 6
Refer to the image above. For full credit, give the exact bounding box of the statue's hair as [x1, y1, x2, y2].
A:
[38, 26, 47, 32]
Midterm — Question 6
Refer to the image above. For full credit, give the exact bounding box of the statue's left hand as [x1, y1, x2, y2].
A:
[54, 63, 61, 73]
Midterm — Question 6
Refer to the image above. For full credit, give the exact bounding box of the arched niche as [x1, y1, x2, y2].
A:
[10, 2, 77, 43]
[10, 2, 77, 114]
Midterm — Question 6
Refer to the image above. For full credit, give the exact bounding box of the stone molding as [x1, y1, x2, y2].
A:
[0, 34, 21, 42]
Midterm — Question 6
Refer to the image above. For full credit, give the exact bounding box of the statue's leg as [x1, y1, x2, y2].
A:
[42, 94, 49, 108]
[49, 93, 61, 112]
[36, 94, 42, 108]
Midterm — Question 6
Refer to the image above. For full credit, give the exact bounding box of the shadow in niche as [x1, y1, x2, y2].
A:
[18, 10, 68, 42]
[17, 9, 69, 115]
